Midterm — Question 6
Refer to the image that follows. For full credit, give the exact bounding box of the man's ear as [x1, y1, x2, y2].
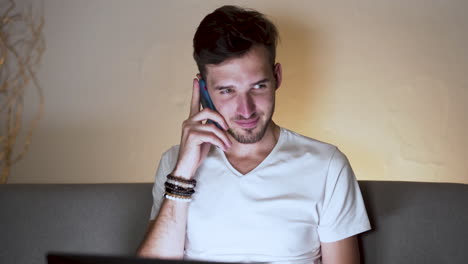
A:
[274, 63, 282, 90]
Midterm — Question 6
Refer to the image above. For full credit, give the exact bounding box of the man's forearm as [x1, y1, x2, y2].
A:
[137, 199, 189, 259]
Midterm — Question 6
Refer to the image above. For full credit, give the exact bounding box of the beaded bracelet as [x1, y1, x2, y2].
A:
[167, 174, 197, 186]
[165, 193, 192, 202]
[166, 179, 195, 189]
[166, 189, 194, 197]
[165, 192, 193, 199]
[164, 174, 197, 202]
[165, 187, 195, 196]
[164, 182, 195, 194]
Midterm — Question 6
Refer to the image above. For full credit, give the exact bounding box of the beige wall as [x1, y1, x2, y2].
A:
[9, 0, 468, 184]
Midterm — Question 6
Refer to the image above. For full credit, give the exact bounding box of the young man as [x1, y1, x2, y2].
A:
[137, 5, 371, 264]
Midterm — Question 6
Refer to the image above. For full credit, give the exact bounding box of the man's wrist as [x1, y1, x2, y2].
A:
[171, 168, 194, 180]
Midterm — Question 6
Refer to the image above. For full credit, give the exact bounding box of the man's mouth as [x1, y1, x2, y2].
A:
[234, 117, 259, 129]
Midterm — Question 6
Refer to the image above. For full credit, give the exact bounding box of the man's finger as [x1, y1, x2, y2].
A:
[189, 130, 230, 152]
[190, 108, 230, 131]
[198, 123, 233, 149]
[189, 78, 201, 117]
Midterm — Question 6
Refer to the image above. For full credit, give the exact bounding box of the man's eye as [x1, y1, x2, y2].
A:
[220, 88, 234, 94]
[253, 84, 267, 89]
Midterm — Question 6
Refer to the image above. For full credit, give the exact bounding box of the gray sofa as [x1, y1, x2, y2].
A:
[1, 181, 467, 264]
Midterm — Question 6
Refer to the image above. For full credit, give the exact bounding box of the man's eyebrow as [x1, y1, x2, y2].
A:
[214, 79, 271, 90]
[214, 85, 234, 91]
[251, 78, 270, 86]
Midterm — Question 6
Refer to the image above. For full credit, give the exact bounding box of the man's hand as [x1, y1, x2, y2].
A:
[172, 76, 232, 179]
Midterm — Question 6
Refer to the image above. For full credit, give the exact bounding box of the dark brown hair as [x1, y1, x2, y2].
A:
[193, 5, 279, 79]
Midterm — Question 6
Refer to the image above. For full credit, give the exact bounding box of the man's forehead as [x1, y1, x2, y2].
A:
[205, 46, 273, 84]
[206, 66, 272, 87]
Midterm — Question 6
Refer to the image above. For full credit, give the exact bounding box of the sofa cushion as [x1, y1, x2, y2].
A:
[1, 181, 467, 264]
[0, 184, 153, 264]
[358, 181, 468, 264]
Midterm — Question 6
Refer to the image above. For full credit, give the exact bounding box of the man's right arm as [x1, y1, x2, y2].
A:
[136, 77, 231, 259]
[136, 199, 189, 259]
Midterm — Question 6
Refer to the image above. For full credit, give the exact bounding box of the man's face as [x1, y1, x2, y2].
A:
[205, 45, 281, 144]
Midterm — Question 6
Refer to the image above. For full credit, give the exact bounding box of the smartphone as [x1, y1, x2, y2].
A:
[199, 79, 223, 130]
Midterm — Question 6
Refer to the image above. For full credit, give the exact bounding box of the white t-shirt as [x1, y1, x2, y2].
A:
[150, 127, 371, 264]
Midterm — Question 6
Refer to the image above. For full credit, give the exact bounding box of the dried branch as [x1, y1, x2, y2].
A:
[0, 0, 45, 184]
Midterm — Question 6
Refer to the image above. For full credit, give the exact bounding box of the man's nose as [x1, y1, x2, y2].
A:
[236, 94, 256, 118]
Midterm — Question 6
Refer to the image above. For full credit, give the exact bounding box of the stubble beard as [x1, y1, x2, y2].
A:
[228, 103, 275, 144]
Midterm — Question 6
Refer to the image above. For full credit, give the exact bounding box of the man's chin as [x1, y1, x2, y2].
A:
[228, 125, 267, 144]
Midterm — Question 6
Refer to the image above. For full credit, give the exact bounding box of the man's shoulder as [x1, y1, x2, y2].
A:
[278, 127, 352, 166]
[280, 127, 338, 153]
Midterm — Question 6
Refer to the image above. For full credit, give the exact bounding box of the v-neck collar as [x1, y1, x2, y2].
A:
[216, 127, 285, 177]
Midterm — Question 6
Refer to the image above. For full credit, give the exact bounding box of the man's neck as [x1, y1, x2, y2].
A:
[224, 122, 280, 159]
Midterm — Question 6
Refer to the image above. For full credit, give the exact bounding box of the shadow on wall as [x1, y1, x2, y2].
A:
[271, 13, 333, 134]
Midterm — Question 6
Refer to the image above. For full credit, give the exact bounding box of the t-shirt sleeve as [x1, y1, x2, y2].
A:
[317, 147, 371, 243]
[149, 145, 179, 220]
